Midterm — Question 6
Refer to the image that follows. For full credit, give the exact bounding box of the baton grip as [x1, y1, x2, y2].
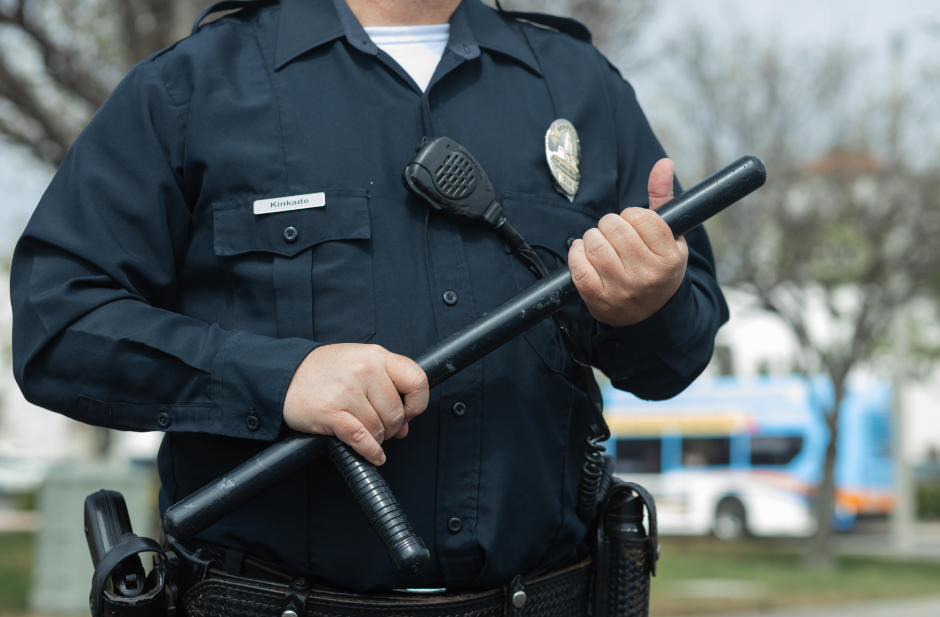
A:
[328, 438, 429, 575]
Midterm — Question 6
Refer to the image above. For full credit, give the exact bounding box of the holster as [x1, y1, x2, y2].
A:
[591, 476, 659, 617]
[90, 536, 177, 617]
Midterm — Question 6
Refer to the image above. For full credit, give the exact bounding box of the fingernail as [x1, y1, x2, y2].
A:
[378, 453, 387, 465]
[572, 239, 582, 248]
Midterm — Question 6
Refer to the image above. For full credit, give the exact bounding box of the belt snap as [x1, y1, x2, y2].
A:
[510, 574, 526, 616]
[280, 576, 309, 617]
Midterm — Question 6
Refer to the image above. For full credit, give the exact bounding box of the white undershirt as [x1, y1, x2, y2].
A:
[363, 24, 450, 92]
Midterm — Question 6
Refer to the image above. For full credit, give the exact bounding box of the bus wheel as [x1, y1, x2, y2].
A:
[714, 497, 747, 541]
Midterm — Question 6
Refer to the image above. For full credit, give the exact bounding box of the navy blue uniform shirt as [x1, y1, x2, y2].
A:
[11, 0, 728, 591]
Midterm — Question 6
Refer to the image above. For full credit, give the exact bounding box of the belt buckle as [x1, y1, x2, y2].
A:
[391, 587, 448, 594]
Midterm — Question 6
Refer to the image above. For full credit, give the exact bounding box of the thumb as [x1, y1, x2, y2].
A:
[648, 158, 675, 211]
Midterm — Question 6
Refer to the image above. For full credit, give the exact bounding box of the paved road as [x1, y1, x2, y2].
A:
[684, 595, 940, 617]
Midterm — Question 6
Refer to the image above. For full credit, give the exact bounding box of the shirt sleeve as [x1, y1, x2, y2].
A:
[10, 59, 316, 441]
[590, 78, 729, 400]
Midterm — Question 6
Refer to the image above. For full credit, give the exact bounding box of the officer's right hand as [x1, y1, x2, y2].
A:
[283, 344, 429, 466]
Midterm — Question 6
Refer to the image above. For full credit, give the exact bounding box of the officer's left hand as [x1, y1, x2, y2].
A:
[568, 158, 688, 329]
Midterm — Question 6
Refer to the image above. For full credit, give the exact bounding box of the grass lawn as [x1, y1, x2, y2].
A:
[651, 537, 940, 615]
[0, 534, 32, 612]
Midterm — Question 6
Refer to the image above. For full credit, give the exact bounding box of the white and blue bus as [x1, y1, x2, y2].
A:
[603, 375, 894, 539]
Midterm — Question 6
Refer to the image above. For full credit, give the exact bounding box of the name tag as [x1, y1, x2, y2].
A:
[253, 192, 325, 215]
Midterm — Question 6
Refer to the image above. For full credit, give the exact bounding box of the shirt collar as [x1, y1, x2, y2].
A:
[462, 0, 540, 75]
[274, 0, 541, 76]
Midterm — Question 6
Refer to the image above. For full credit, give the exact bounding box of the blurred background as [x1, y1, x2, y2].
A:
[0, 0, 939, 615]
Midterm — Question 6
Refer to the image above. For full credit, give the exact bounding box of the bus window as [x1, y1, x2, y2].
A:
[682, 437, 730, 467]
[616, 439, 662, 473]
[750, 436, 803, 466]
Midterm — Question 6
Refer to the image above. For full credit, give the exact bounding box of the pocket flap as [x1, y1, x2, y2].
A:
[213, 189, 369, 257]
[501, 192, 596, 259]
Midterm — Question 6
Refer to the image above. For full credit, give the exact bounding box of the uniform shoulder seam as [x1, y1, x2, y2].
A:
[148, 0, 272, 63]
[191, 0, 277, 36]
[497, 9, 592, 44]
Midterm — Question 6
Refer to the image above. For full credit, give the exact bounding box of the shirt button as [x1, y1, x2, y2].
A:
[442, 290, 458, 306]
[283, 226, 298, 243]
[246, 415, 260, 431]
[605, 339, 620, 349]
[567, 237, 576, 248]
[448, 517, 462, 533]
[452, 402, 466, 417]
[157, 413, 171, 429]
[463, 45, 471, 53]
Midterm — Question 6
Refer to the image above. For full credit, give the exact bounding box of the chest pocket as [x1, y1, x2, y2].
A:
[501, 192, 597, 376]
[213, 189, 375, 344]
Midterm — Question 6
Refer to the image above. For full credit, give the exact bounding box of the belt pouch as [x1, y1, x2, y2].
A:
[592, 480, 658, 617]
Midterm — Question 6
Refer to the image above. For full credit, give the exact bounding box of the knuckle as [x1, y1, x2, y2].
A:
[335, 380, 359, 400]
[664, 252, 683, 270]
[351, 424, 371, 444]
[570, 261, 593, 284]
[620, 207, 644, 222]
[627, 208, 657, 230]
[597, 213, 624, 236]
[349, 359, 373, 377]
[413, 371, 429, 392]
[362, 410, 383, 433]
[385, 404, 405, 428]
[641, 265, 661, 288]
[586, 244, 610, 266]
[335, 414, 366, 442]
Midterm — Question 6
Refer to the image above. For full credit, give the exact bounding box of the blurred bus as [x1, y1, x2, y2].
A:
[602, 376, 894, 539]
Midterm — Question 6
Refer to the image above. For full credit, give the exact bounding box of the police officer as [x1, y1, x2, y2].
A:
[11, 0, 727, 596]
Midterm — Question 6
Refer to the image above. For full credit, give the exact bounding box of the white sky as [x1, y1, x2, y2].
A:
[628, 0, 940, 115]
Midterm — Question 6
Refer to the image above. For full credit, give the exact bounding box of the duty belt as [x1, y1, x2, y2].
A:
[88, 480, 656, 617]
[181, 558, 593, 617]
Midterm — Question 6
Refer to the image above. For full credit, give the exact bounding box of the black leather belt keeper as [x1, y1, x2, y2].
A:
[180, 557, 592, 617]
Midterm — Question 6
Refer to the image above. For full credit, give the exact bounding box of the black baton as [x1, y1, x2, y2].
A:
[163, 154, 767, 575]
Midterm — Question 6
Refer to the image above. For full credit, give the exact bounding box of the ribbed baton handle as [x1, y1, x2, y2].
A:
[327, 438, 429, 575]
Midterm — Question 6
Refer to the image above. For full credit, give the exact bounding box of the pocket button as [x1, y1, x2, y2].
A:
[283, 226, 299, 243]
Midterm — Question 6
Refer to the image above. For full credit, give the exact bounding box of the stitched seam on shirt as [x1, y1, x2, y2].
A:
[514, 21, 555, 115]
[142, 60, 193, 219]
[145, 60, 190, 161]
[210, 330, 241, 434]
[75, 395, 209, 411]
[253, 18, 290, 188]
[449, 227, 485, 571]
[609, 81, 641, 206]
[533, 378, 574, 572]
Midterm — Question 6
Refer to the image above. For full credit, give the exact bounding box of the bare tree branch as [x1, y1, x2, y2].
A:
[0, 0, 210, 166]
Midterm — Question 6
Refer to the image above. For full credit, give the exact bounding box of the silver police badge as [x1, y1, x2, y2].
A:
[545, 119, 581, 202]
